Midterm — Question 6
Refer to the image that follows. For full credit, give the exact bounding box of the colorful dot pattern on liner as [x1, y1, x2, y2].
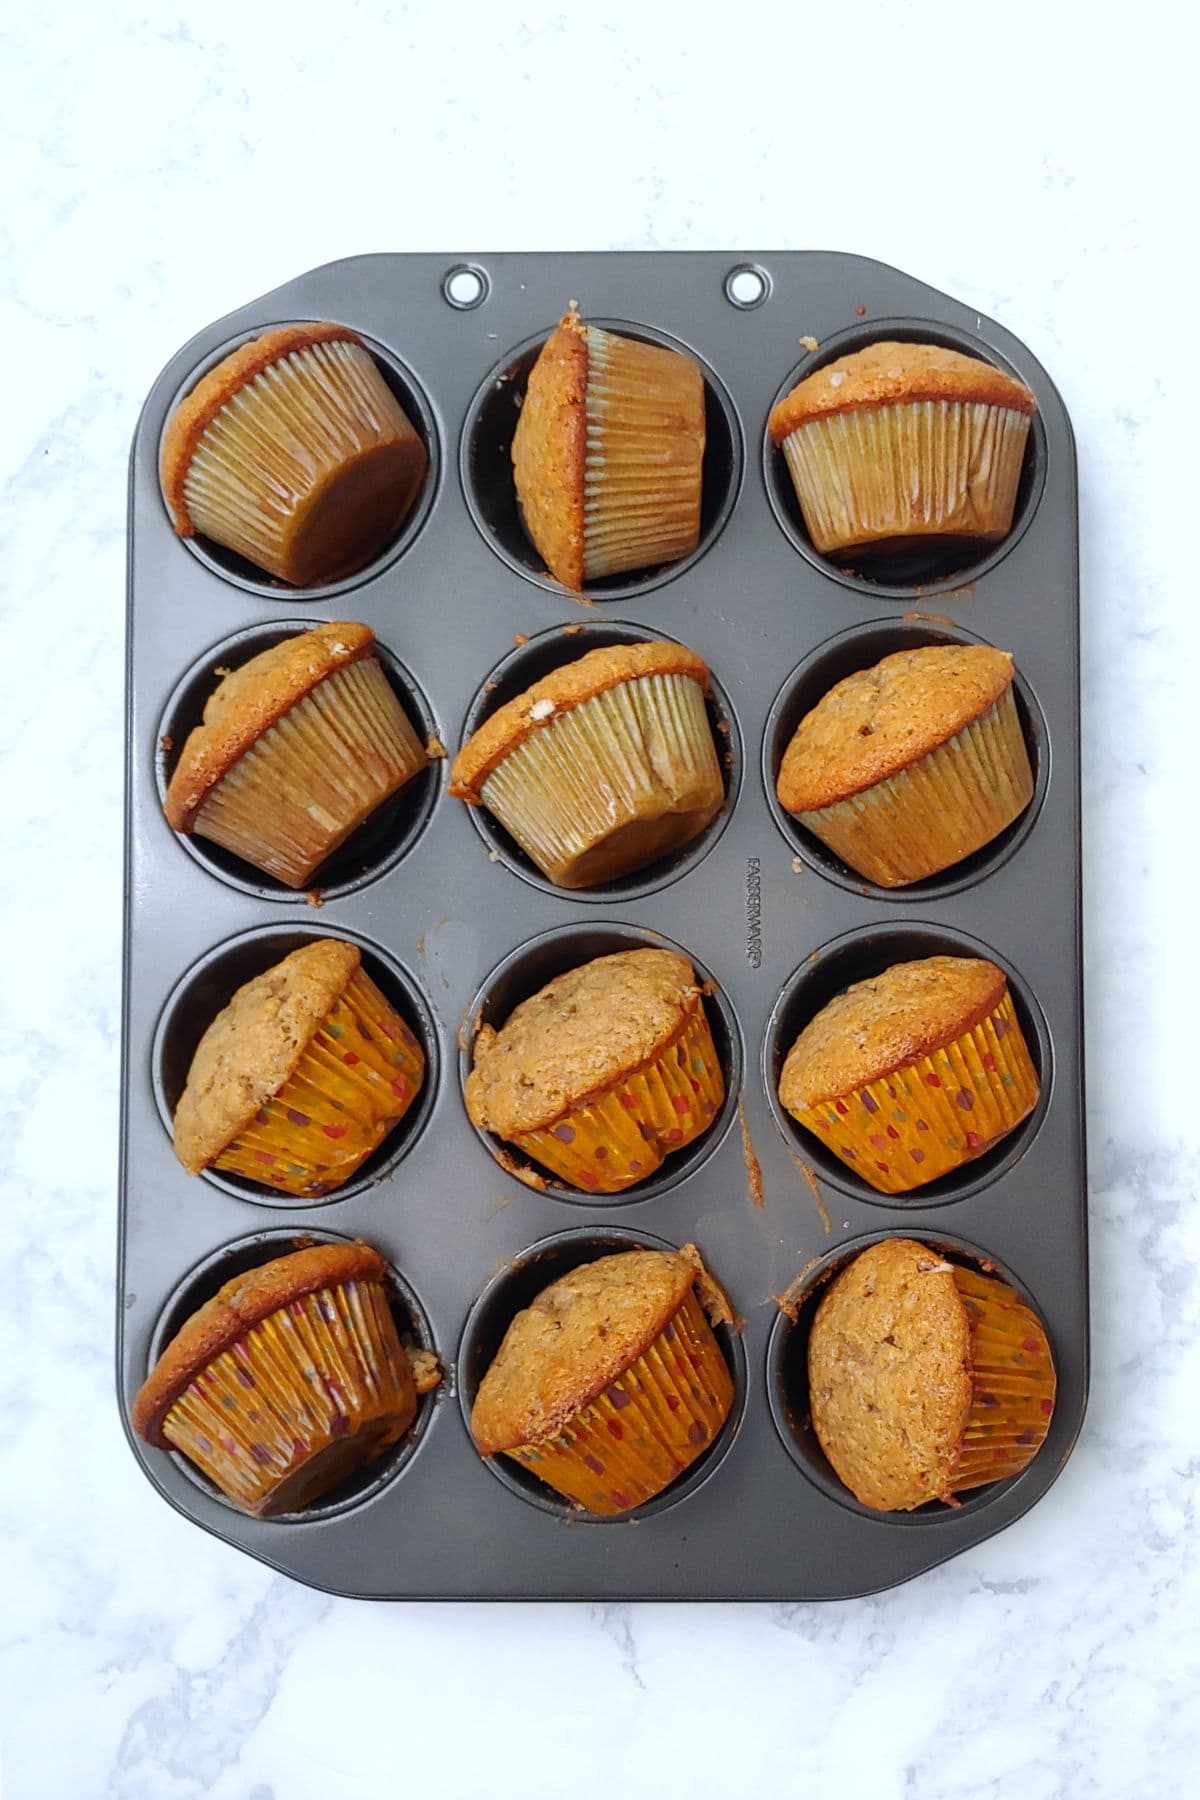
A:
[164, 1278, 416, 1516]
[943, 1265, 1057, 1498]
[216, 969, 425, 1197]
[513, 1007, 724, 1192]
[506, 1290, 733, 1514]
[790, 988, 1038, 1194]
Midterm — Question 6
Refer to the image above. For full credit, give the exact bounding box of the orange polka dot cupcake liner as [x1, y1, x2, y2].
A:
[215, 968, 425, 1197]
[947, 1264, 1057, 1496]
[512, 1006, 724, 1193]
[792, 987, 1038, 1194]
[163, 1275, 417, 1516]
[505, 1289, 733, 1514]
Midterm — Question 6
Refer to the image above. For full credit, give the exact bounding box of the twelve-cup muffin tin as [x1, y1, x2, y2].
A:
[120, 251, 1086, 1599]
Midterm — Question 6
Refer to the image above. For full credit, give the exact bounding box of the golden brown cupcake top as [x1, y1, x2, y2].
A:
[777, 645, 1017, 814]
[807, 1238, 974, 1509]
[449, 641, 711, 800]
[471, 1245, 706, 1453]
[768, 341, 1036, 443]
[161, 323, 364, 533]
[466, 948, 705, 1137]
[132, 1241, 388, 1446]
[173, 939, 361, 1173]
[164, 622, 378, 831]
[511, 312, 589, 590]
[779, 956, 1008, 1111]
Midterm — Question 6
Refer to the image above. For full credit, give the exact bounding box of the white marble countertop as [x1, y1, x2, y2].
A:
[1, 2, 1193, 1795]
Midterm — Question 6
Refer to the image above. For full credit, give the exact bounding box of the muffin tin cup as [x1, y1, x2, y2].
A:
[121, 251, 1085, 1600]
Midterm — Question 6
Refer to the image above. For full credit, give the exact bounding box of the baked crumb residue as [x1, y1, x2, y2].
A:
[737, 1094, 764, 1208]
[789, 1150, 832, 1235]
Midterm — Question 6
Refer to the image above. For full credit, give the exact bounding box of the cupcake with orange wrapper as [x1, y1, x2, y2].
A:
[512, 309, 705, 590]
[767, 340, 1036, 560]
[161, 323, 428, 586]
[132, 1242, 440, 1516]
[777, 644, 1033, 888]
[471, 1244, 734, 1514]
[164, 622, 429, 889]
[173, 939, 425, 1197]
[806, 1237, 1056, 1511]
[465, 949, 724, 1192]
[778, 956, 1038, 1194]
[448, 641, 724, 889]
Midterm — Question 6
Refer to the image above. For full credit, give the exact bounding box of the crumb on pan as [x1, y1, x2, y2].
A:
[799, 335, 819, 352]
[426, 733, 446, 759]
[407, 1345, 443, 1394]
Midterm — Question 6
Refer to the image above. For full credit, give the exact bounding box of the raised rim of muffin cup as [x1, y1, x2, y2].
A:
[456, 1225, 747, 1523]
[761, 921, 1054, 1210]
[454, 620, 743, 903]
[458, 921, 743, 1206]
[141, 1226, 443, 1524]
[151, 924, 440, 1208]
[154, 620, 442, 902]
[761, 616, 1050, 900]
[765, 1228, 1056, 1525]
[459, 318, 744, 602]
[761, 315, 1049, 599]
[156, 319, 440, 601]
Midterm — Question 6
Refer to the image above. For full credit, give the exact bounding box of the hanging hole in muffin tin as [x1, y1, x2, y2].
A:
[765, 1228, 1056, 1525]
[761, 921, 1054, 1208]
[459, 318, 744, 601]
[151, 924, 440, 1208]
[761, 616, 1050, 900]
[442, 263, 490, 309]
[459, 921, 743, 1205]
[157, 321, 441, 601]
[155, 622, 442, 902]
[144, 1226, 442, 1523]
[724, 264, 771, 309]
[456, 1225, 747, 1521]
[762, 316, 1049, 598]
[454, 620, 743, 902]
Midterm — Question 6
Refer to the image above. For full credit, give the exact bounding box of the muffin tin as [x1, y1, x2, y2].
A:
[120, 251, 1086, 1599]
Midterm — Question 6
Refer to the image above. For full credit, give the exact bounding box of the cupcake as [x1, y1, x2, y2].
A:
[806, 1238, 1056, 1510]
[776, 645, 1033, 887]
[768, 341, 1036, 559]
[160, 323, 427, 586]
[778, 956, 1038, 1194]
[512, 309, 705, 589]
[174, 939, 425, 1197]
[132, 1242, 440, 1516]
[449, 642, 724, 888]
[465, 949, 724, 1192]
[471, 1244, 734, 1514]
[164, 621, 429, 889]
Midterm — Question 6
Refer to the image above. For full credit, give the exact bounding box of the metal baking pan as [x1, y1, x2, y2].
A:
[119, 250, 1086, 1599]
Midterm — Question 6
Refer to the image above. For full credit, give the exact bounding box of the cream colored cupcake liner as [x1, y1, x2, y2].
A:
[781, 399, 1031, 556]
[164, 1275, 417, 1516]
[479, 670, 724, 887]
[796, 684, 1033, 887]
[581, 326, 705, 580]
[180, 337, 426, 583]
[194, 656, 428, 887]
[505, 1288, 733, 1514]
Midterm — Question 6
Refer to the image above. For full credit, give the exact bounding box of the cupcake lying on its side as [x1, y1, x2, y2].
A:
[133, 1242, 440, 1516]
[777, 644, 1033, 887]
[768, 341, 1035, 560]
[165, 622, 429, 889]
[512, 309, 705, 589]
[161, 323, 427, 586]
[465, 949, 724, 1193]
[778, 955, 1038, 1194]
[449, 641, 725, 888]
[806, 1238, 1056, 1511]
[471, 1244, 734, 1514]
[174, 939, 425, 1198]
